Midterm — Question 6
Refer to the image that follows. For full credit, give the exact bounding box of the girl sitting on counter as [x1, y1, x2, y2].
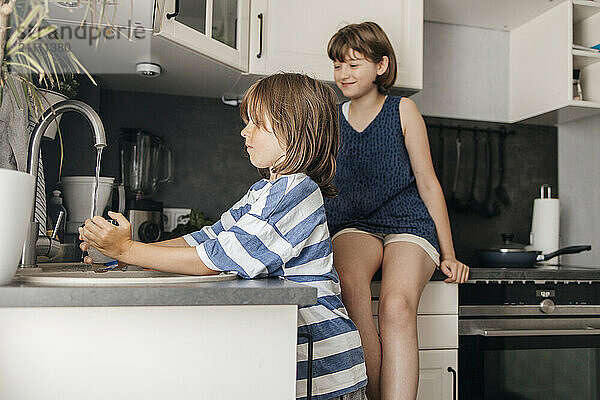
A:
[80, 73, 368, 400]
[323, 22, 469, 400]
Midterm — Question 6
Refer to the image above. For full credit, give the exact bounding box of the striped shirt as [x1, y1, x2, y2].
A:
[183, 173, 367, 400]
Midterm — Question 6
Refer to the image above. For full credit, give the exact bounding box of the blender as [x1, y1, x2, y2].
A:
[119, 128, 173, 243]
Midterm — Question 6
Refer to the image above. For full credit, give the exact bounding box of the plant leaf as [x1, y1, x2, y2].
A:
[68, 50, 96, 85]
[6, 74, 23, 110]
[6, 61, 42, 74]
[18, 25, 57, 48]
[6, 5, 43, 49]
[12, 51, 45, 75]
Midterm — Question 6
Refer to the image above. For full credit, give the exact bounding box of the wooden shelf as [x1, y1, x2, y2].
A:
[573, 49, 600, 68]
[573, 0, 600, 23]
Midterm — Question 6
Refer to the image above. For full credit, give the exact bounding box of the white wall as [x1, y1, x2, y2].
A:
[412, 22, 509, 122]
[558, 114, 600, 267]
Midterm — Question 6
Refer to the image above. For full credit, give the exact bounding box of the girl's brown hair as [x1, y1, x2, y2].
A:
[327, 21, 397, 94]
[240, 73, 339, 198]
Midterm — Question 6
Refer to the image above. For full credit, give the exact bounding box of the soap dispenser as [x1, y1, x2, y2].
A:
[47, 189, 67, 242]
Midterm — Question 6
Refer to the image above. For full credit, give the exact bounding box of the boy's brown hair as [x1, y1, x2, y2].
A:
[240, 73, 339, 198]
[327, 21, 397, 94]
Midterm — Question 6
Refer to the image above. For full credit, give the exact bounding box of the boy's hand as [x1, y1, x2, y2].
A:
[439, 258, 469, 283]
[79, 211, 133, 262]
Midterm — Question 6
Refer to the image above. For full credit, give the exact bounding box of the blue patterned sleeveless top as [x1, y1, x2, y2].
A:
[324, 96, 440, 252]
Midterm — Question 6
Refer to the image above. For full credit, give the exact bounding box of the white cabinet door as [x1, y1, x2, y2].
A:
[155, 0, 249, 71]
[0, 305, 298, 399]
[417, 349, 457, 400]
[508, 0, 600, 124]
[249, 0, 423, 90]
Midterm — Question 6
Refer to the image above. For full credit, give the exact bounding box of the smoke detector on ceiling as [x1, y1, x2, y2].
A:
[136, 63, 161, 78]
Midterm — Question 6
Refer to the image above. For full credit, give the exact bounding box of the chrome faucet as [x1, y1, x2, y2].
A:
[20, 100, 107, 268]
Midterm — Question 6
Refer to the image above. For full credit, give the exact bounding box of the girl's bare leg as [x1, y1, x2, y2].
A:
[332, 233, 384, 400]
[379, 242, 436, 400]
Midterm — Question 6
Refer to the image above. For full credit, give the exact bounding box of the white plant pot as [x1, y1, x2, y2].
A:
[36, 89, 68, 140]
[0, 169, 35, 285]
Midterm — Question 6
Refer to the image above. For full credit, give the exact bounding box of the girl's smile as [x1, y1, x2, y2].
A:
[333, 49, 389, 99]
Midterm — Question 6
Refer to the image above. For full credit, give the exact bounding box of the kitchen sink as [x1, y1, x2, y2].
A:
[14, 263, 237, 286]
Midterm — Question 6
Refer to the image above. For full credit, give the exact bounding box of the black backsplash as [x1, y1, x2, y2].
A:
[41, 84, 557, 267]
[424, 117, 557, 266]
[41, 81, 257, 223]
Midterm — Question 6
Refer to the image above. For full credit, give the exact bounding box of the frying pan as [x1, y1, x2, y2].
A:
[476, 234, 591, 268]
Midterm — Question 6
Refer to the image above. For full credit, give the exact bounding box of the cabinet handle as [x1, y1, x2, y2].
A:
[298, 331, 313, 400]
[166, 0, 179, 19]
[447, 366, 457, 400]
[257, 13, 264, 58]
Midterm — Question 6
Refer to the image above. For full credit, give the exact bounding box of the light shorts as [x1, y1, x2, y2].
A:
[330, 385, 366, 400]
[331, 228, 440, 267]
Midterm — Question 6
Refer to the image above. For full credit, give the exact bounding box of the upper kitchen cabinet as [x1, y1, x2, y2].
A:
[247, 0, 423, 91]
[422, 0, 600, 125]
[509, 0, 600, 125]
[46, 0, 422, 98]
[154, 0, 250, 71]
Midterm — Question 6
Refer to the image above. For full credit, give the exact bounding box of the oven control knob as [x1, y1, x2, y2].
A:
[540, 299, 555, 314]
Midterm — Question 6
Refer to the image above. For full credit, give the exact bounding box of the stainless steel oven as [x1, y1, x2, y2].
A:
[459, 281, 600, 399]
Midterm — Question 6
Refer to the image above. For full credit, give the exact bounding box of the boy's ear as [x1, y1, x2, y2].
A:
[377, 56, 389, 76]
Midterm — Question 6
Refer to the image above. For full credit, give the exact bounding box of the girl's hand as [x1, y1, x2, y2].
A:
[79, 211, 133, 262]
[439, 258, 470, 283]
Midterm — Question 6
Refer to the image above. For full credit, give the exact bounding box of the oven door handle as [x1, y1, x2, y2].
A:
[480, 327, 600, 336]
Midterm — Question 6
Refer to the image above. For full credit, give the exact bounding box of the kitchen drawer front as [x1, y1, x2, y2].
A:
[417, 349, 457, 400]
[374, 315, 458, 350]
[371, 281, 458, 315]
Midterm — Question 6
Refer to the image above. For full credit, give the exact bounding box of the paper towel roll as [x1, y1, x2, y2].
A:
[530, 198, 560, 255]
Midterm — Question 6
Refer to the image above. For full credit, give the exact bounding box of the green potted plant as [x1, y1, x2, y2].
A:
[35, 73, 80, 140]
[0, 0, 108, 282]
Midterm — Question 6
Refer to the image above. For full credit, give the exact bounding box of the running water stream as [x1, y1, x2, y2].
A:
[91, 147, 103, 219]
